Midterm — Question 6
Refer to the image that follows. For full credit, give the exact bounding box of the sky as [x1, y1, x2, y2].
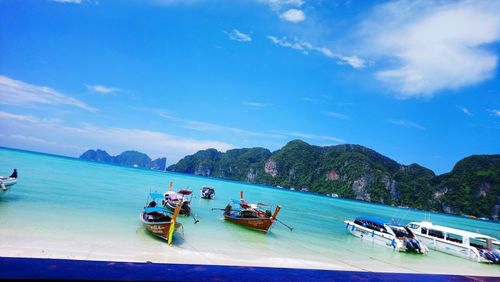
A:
[0, 0, 499, 174]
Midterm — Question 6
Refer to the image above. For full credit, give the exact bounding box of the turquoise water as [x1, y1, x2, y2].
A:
[0, 148, 499, 276]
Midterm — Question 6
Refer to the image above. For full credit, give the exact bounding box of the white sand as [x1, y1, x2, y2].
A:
[1, 231, 499, 277]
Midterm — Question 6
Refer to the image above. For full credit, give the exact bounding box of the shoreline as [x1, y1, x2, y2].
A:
[1, 146, 498, 224]
[1, 256, 498, 282]
[1, 241, 499, 277]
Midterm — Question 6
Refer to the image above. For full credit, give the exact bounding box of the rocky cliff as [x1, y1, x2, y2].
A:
[168, 140, 500, 219]
[80, 149, 166, 170]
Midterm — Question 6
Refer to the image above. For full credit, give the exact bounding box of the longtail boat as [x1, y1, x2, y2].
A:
[140, 193, 182, 245]
[163, 181, 192, 216]
[222, 191, 281, 232]
[200, 186, 215, 199]
[164, 189, 192, 216]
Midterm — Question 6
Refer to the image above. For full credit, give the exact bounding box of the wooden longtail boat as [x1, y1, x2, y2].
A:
[164, 190, 192, 216]
[140, 193, 182, 245]
[222, 191, 281, 232]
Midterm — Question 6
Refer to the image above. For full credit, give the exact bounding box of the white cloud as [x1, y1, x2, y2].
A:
[361, 0, 500, 97]
[259, 0, 304, 10]
[226, 29, 252, 42]
[243, 102, 268, 109]
[86, 84, 120, 94]
[267, 36, 365, 69]
[388, 119, 425, 130]
[0, 75, 97, 112]
[0, 111, 233, 163]
[488, 109, 500, 117]
[280, 9, 306, 23]
[322, 111, 350, 120]
[458, 106, 472, 116]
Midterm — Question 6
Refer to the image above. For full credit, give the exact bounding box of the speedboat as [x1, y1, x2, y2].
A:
[140, 193, 182, 245]
[407, 221, 500, 263]
[200, 186, 215, 199]
[344, 217, 428, 254]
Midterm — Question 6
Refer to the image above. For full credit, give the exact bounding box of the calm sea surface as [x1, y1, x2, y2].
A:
[0, 148, 499, 275]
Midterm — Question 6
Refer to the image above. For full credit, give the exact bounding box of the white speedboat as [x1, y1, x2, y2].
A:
[407, 221, 500, 263]
[344, 217, 428, 254]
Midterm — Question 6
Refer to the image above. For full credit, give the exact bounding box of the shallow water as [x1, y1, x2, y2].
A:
[0, 148, 499, 276]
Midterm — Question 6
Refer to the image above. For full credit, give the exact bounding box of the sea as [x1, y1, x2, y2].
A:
[0, 147, 499, 276]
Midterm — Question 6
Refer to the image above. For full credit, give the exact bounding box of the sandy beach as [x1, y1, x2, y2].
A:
[1, 149, 499, 279]
[1, 230, 499, 277]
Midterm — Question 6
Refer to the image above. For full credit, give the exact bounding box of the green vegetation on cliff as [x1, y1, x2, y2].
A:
[167, 140, 499, 219]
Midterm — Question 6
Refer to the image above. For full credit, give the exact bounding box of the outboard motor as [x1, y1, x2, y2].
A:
[481, 249, 500, 264]
[491, 249, 500, 263]
[410, 238, 422, 253]
[403, 238, 422, 253]
[403, 238, 415, 252]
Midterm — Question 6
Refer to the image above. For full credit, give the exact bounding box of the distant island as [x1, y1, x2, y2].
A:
[80, 149, 166, 171]
[167, 139, 500, 220]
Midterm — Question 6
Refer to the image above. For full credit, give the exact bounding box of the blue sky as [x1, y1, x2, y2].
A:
[0, 0, 499, 174]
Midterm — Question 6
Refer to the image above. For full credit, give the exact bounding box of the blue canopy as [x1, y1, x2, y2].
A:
[144, 207, 169, 214]
[231, 199, 242, 205]
[355, 216, 386, 226]
[149, 193, 164, 199]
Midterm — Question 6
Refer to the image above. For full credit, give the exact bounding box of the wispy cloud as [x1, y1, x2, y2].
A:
[457, 106, 472, 116]
[157, 110, 345, 144]
[360, 0, 500, 97]
[0, 75, 97, 112]
[49, 0, 98, 4]
[267, 36, 365, 69]
[280, 9, 305, 23]
[488, 109, 500, 117]
[86, 84, 121, 95]
[322, 111, 350, 120]
[157, 111, 267, 137]
[151, 0, 204, 5]
[271, 130, 345, 143]
[259, 0, 304, 10]
[226, 29, 252, 42]
[0, 111, 38, 123]
[0, 111, 234, 162]
[50, 0, 83, 3]
[388, 119, 425, 130]
[243, 101, 268, 109]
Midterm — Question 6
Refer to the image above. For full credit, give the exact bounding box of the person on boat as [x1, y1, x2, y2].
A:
[224, 204, 232, 215]
[10, 169, 17, 179]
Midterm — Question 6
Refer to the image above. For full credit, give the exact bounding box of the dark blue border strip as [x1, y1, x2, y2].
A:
[0, 257, 495, 282]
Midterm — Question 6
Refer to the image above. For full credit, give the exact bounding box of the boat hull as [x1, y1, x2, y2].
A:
[164, 202, 190, 216]
[224, 214, 273, 232]
[413, 233, 485, 262]
[344, 220, 417, 252]
[0, 177, 17, 197]
[140, 212, 181, 241]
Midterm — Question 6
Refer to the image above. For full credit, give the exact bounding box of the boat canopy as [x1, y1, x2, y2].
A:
[165, 191, 177, 198]
[149, 193, 164, 199]
[355, 216, 386, 226]
[144, 207, 170, 214]
[178, 190, 192, 195]
[417, 221, 497, 240]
